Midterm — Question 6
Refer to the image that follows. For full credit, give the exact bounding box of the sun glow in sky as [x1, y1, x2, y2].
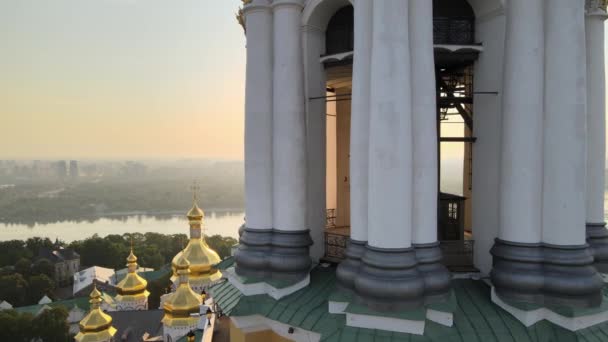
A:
[0, 0, 245, 160]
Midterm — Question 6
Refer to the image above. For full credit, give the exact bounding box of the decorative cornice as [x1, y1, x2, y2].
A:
[586, 0, 608, 17]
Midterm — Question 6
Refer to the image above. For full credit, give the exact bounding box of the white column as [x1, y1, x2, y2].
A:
[303, 25, 327, 261]
[244, 0, 273, 230]
[542, 0, 587, 246]
[349, 0, 373, 243]
[272, 0, 307, 231]
[498, 0, 544, 243]
[410, 0, 437, 245]
[585, 2, 607, 225]
[368, 0, 413, 249]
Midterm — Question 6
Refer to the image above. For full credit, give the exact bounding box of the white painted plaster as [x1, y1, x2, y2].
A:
[498, 0, 544, 244]
[327, 301, 348, 314]
[347, 312, 425, 335]
[367, 0, 413, 249]
[224, 267, 310, 300]
[410, 0, 438, 245]
[426, 309, 454, 327]
[244, 0, 274, 230]
[492, 287, 608, 331]
[272, 0, 308, 232]
[542, 0, 587, 246]
[585, 10, 608, 224]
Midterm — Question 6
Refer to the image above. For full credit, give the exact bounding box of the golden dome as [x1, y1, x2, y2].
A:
[171, 238, 221, 285]
[126, 250, 137, 263]
[75, 286, 117, 342]
[115, 248, 149, 301]
[187, 202, 204, 221]
[171, 188, 222, 287]
[162, 255, 202, 327]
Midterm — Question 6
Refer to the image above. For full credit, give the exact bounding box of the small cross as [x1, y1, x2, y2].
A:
[190, 181, 200, 202]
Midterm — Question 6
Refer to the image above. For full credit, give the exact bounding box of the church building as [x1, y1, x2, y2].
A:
[217, 0, 608, 340]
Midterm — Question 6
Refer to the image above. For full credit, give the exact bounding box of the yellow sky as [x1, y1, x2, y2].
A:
[0, 0, 245, 160]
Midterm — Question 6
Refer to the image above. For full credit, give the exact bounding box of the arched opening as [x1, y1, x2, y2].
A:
[314, 0, 481, 271]
[325, 6, 354, 55]
[433, 0, 476, 45]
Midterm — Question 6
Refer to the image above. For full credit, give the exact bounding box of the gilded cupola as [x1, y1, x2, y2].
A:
[115, 243, 149, 305]
[171, 184, 222, 290]
[162, 254, 203, 327]
[74, 285, 117, 342]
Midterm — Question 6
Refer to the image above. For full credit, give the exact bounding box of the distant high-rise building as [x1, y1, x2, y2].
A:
[69, 160, 79, 178]
[55, 161, 68, 179]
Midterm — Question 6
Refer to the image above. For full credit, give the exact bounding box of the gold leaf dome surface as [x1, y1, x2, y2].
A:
[75, 286, 117, 342]
[163, 255, 202, 327]
[115, 248, 149, 301]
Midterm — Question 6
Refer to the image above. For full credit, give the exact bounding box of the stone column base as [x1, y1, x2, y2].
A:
[491, 286, 608, 331]
[337, 241, 451, 312]
[336, 239, 366, 291]
[235, 227, 313, 284]
[491, 239, 604, 308]
[587, 222, 608, 273]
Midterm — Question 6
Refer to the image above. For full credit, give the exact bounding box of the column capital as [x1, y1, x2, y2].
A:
[271, 0, 304, 10]
[243, 0, 271, 15]
[586, 0, 608, 18]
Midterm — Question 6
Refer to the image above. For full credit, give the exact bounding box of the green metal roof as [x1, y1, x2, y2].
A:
[14, 296, 90, 315]
[210, 260, 608, 342]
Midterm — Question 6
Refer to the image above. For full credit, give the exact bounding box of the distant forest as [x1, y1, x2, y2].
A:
[0, 160, 244, 225]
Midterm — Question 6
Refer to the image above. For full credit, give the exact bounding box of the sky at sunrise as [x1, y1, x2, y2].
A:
[1, 0, 245, 160]
[1, 1, 606, 160]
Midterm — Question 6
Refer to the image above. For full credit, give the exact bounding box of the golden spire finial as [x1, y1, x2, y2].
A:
[187, 181, 204, 221]
[190, 181, 200, 204]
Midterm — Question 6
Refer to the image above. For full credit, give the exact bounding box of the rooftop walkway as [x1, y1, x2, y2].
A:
[210, 259, 608, 342]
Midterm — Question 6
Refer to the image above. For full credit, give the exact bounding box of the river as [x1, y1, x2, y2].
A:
[0, 210, 244, 242]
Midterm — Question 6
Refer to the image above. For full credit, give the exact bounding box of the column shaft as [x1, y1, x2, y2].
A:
[543, 0, 587, 246]
[366, 0, 413, 250]
[354, 0, 426, 311]
[349, 0, 372, 244]
[336, 0, 372, 290]
[585, 2, 608, 271]
[409, 0, 450, 300]
[244, 0, 273, 230]
[498, 0, 543, 244]
[410, 0, 439, 245]
[272, 0, 307, 232]
[269, 0, 312, 281]
[236, 0, 275, 280]
[490, 0, 545, 305]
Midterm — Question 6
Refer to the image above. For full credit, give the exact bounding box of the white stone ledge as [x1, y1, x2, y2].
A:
[224, 267, 310, 300]
[491, 287, 608, 331]
[328, 300, 453, 335]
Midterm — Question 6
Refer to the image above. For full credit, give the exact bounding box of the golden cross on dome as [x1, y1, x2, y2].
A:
[190, 181, 200, 203]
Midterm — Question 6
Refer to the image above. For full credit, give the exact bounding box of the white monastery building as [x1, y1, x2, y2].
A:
[224, 0, 608, 337]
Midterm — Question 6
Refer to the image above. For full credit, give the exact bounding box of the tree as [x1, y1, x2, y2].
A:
[32, 307, 69, 342]
[24, 237, 54, 257]
[32, 258, 55, 279]
[28, 274, 55, 304]
[0, 310, 34, 342]
[0, 274, 28, 307]
[206, 235, 238, 260]
[0, 240, 31, 267]
[147, 270, 172, 310]
[14, 258, 31, 277]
